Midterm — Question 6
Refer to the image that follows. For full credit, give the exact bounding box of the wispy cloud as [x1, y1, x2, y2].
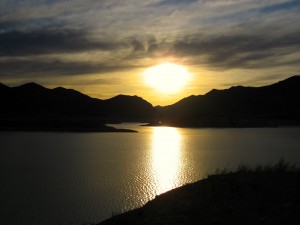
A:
[173, 30, 300, 69]
[0, 0, 299, 86]
[0, 29, 120, 56]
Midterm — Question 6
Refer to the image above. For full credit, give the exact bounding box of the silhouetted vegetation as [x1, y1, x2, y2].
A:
[214, 158, 298, 175]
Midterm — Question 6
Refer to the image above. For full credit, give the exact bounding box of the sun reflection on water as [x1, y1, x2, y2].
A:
[151, 127, 182, 195]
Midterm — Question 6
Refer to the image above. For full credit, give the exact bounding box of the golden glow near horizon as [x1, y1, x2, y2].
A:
[151, 127, 182, 195]
[143, 63, 192, 93]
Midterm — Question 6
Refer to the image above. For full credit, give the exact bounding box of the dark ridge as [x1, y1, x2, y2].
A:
[155, 75, 300, 127]
[271, 75, 300, 87]
[0, 83, 9, 91]
[104, 94, 154, 121]
[0, 82, 154, 131]
[107, 94, 152, 105]
[52, 86, 93, 97]
[51, 87, 101, 101]
[13, 82, 47, 91]
[165, 95, 200, 109]
[0, 82, 9, 88]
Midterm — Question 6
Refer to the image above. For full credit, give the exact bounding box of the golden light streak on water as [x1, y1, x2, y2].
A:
[150, 127, 182, 195]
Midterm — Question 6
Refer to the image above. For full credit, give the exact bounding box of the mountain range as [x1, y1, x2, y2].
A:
[0, 82, 154, 120]
[0, 82, 153, 131]
[155, 75, 300, 127]
[1, 75, 299, 130]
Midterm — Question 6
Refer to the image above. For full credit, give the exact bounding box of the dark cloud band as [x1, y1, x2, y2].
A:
[173, 31, 300, 69]
[0, 29, 118, 56]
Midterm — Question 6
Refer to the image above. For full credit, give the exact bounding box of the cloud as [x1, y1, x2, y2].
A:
[0, 0, 300, 80]
[151, 0, 198, 7]
[0, 29, 120, 56]
[0, 29, 163, 77]
[173, 30, 300, 69]
[0, 58, 137, 77]
[1, 28, 299, 77]
[259, 0, 300, 14]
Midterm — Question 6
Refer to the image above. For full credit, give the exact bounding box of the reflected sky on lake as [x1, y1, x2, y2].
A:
[150, 127, 182, 195]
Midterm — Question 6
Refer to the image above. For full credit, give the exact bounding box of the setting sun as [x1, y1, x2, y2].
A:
[143, 63, 192, 93]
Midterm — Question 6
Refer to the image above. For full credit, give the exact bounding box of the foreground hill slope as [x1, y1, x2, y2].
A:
[99, 163, 300, 225]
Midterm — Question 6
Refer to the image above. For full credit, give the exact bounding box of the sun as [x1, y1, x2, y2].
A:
[143, 63, 192, 93]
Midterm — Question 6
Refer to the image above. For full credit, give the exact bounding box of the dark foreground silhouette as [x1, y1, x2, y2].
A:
[99, 161, 300, 225]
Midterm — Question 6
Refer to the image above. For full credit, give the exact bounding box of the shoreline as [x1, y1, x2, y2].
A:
[142, 120, 300, 128]
[99, 162, 300, 225]
[0, 116, 138, 133]
[0, 125, 137, 133]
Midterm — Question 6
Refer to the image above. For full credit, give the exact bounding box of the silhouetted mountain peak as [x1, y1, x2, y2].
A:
[206, 85, 250, 97]
[0, 83, 9, 90]
[111, 94, 131, 99]
[157, 75, 300, 127]
[1, 75, 298, 124]
[280, 75, 300, 82]
[179, 95, 198, 100]
[102, 94, 154, 119]
[52, 86, 92, 98]
[229, 85, 245, 90]
[168, 94, 201, 108]
[111, 94, 142, 100]
[271, 75, 300, 88]
[15, 82, 47, 91]
[206, 89, 219, 95]
[108, 94, 152, 106]
[53, 87, 65, 91]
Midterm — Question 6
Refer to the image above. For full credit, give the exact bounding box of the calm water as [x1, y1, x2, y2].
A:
[0, 125, 300, 225]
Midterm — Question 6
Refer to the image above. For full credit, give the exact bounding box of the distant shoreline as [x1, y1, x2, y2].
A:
[142, 122, 278, 128]
[142, 119, 300, 128]
[0, 126, 137, 133]
[0, 117, 138, 133]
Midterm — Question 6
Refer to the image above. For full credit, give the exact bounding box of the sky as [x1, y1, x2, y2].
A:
[0, 0, 300, 105]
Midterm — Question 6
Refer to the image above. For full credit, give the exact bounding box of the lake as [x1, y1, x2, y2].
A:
[0, 124, 300, 225]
